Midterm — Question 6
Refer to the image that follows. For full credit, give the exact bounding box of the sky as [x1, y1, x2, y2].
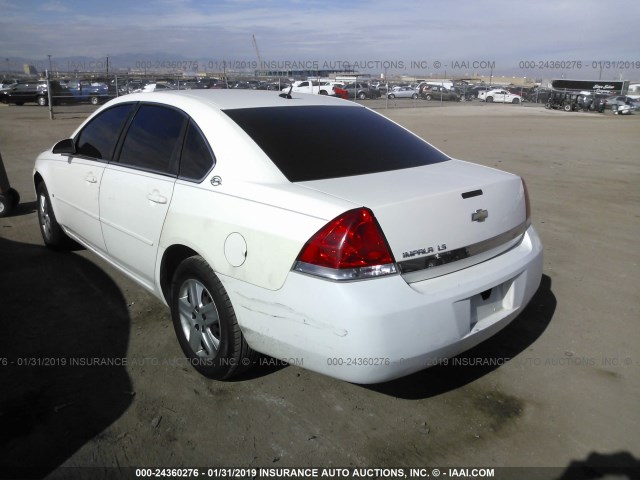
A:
[1, 0, 639, 80]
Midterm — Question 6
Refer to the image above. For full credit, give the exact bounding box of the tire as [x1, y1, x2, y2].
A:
[8, 187, 19, 208]
[170, 256, 257, 380]
[545, 102, 551, 109]
[388, 94, 395, 99]
[0, 194, 9, 218]
[512, 98, 520, 104]
[358, 92, 367, 100]
[37, 96, 47, 106]
[36, 182, 72, 249]
[564, 104, 572, 112]
[318, 90, 328, 95]
[89, 96, 99, 105]
[411, 93, 418, 99]
[425, 94, 432, 101]
[486, 96, 494, 103]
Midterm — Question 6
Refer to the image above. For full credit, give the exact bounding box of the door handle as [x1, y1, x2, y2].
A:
[85, 174, 97, 183]
[147, 192, 167, 204]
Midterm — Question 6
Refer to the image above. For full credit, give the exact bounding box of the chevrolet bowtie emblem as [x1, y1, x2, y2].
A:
[472, 209, 489, 222]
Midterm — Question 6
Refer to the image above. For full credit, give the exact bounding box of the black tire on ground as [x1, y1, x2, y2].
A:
[37, 96, 47, 106]
[512, 98, 520, 104]
[170, 256, 257, 380]
[388, 94, 395, 99]
[358, 92, 367, 100]
[486, 96, 494, 103]
[564, 104, 572, 112]
[36, 182, 72, 249]
[8, 187, 19, 208]
[0, 194, 10, 218]
[545, 103, 551, 109]
[89, 96, 99, 105]
[425, 94, 432, 101]
[412, 93, 418, 99]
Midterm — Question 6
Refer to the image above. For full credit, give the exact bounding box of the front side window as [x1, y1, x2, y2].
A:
[75, 103, 135, 160]
[118, 104, 186, 176]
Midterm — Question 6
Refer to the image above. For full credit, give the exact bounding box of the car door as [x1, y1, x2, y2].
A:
[48, 103, 136, 252]
[99, 103, 187, 288]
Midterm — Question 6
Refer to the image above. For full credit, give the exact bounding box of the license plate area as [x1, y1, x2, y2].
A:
[469, 278, 514, 329]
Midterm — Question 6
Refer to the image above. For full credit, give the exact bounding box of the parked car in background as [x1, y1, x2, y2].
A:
[604, 95, 639, 114]
[478, 89, 523, 104]
[66, 80, 109, 105]
[0, 80, 74, 106]
[342, 82, 380, 100]
[466, 85, 494, 99]
[32, 89, 542, 384]
[387, 86, 419, 99]
[419, 85, 460, 101]
[0, 79, 18, 90]
[134, 83, 176, 93]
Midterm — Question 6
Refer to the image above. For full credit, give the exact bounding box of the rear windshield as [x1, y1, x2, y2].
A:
[223, 105, 449, 182]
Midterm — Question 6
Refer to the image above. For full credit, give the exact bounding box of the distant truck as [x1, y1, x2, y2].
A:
[281, 80, 339, 96]
[66, 79, 109, 105]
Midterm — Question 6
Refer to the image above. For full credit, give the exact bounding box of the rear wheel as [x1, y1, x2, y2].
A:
[170, 256, 257, 380]
[358, 92, 367, 100]
[89, 96, 99, 105]
[564, 104, 572, 112]
[486, 96, 494, 103]
[411, 93, 418, 99]
[425, 94, 432, 101]
[388, 94, 395, 99]
[512, 98, 520, 104]
[37, 96, 47, 106]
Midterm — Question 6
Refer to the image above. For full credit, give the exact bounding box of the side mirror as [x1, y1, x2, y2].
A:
[52, 138, 76, 155]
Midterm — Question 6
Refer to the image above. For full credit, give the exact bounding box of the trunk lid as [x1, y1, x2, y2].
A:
[298, 160, 528, 282]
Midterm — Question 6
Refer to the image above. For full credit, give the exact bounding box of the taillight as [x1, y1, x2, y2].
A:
[294, 208, 397, 281]
[521, 177, 531, 223]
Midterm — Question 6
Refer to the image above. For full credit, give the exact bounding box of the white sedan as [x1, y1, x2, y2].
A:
[478, 89, 523, 103]
[33, 90, 542, 384]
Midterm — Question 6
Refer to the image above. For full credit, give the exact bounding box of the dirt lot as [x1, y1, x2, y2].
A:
[0, 102, 639, 480]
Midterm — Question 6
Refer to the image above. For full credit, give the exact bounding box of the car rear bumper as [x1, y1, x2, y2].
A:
[224, 225, 543, 384]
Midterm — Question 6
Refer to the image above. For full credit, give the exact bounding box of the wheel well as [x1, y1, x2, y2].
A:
[33, 172, 44, 191]
[160, 245, 199, 302]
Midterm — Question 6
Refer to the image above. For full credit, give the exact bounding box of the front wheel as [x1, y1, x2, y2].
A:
[36, 182, 72, 249]
[512, 98, 520, 104]
[170, 256, 257, 380]
[564, 104, 572, 112]
[486, 96, 494, 103]
[388, 94, 395, 99]
[358, 92, 367, 100]
[411, 93, 418, 99]
[37, 96, 47, 106]
[425, 94, 432, 101]
[89, 96, 99, 105]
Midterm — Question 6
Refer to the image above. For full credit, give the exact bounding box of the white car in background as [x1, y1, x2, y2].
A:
[478, 89, 523, 103]
[33, 90, 543, 384]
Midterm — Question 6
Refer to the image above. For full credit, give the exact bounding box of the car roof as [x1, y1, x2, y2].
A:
[110, 89, 358, 110]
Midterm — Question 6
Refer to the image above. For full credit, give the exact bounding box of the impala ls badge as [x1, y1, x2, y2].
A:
[472, 209, 489, 222]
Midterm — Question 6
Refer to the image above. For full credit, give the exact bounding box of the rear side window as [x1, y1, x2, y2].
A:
[224, 106, 449, 182]
[76, 103, 135, 160]
[179, 120, 215, 182]
[118, 104, 186, 176]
